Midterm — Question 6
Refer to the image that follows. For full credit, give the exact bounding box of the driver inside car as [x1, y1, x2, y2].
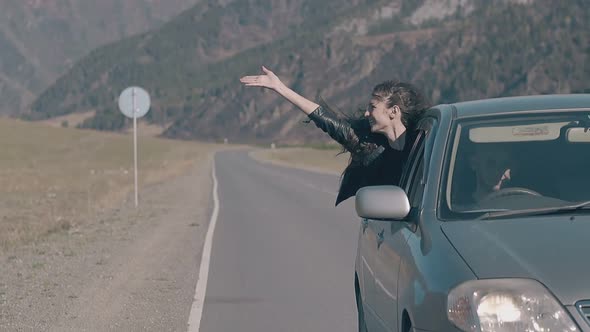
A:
[468, 145, 512, 203]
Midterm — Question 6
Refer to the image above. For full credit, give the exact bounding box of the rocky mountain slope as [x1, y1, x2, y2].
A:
[27, 0, 590, 144]
[0, 0, 204, 114]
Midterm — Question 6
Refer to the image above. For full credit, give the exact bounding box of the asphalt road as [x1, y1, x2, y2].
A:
[199, 150, 360, 332]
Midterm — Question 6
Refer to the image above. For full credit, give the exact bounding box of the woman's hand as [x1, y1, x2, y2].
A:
[240, 66, 284, 91]
[239, 65, 319, 115]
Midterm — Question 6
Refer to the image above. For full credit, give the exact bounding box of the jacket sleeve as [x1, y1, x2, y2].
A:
[306, 105, 358, 151]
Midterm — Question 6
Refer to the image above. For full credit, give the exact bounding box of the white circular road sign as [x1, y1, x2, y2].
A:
[118, 86, 151, 118]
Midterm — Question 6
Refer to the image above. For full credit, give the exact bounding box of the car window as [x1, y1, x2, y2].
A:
[408, 151, 425, 208]
[400, 116, 437, 210]
[441, 111, 590, 220]
[402, 133, 426, 206]
[400, 116, 437, 187]
[400, 131, 425, 187]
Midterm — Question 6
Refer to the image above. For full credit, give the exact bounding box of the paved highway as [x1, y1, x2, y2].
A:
[199, 150, 360, 332]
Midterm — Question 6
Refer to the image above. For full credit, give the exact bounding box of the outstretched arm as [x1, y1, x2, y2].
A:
[239, 66, 319, 115]
[240, 66, 364, 154]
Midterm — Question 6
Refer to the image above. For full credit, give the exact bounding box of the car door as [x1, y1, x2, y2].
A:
[359, 133, 426, 330]
[372, 118, 436, 331]
[357, 207, 380, 328]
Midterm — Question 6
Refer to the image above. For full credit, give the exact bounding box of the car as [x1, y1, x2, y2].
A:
[353, 94, 590, 332]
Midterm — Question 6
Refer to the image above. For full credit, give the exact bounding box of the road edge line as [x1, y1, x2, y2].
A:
[187, 154, 220, 332]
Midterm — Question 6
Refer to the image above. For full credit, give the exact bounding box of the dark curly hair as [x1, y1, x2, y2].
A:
[336, 81, 431, 164]
[371, 81, 430, 129]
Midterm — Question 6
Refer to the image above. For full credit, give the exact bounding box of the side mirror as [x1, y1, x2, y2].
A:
[355, 185, 411, 220]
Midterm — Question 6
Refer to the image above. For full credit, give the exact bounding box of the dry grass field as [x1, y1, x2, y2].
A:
[0, 118, 219, 250]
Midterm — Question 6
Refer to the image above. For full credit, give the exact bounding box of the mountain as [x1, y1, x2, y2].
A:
[26, 0, 393, 122]
[27, 0, 590, 144]
[0, 0, 205, 114]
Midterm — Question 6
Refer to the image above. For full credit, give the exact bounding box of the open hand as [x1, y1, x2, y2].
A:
[240, 66, 283, 91]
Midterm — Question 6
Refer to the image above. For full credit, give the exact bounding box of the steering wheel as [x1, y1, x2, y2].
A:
[482, 187, 542, 202]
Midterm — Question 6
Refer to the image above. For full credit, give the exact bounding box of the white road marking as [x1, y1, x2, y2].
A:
[187, 157, 220, 332]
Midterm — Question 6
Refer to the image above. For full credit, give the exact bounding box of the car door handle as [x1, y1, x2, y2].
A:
[361, 218, 369, 234]
[377, 229, 385, 249]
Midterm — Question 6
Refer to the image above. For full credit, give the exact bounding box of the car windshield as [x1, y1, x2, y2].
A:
[441, 110, 590, 220]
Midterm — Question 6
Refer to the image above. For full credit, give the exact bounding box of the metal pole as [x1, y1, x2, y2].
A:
[132, 88, 138, 208]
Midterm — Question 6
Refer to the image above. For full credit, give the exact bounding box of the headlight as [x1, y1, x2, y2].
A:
[447, 279, 579, 332]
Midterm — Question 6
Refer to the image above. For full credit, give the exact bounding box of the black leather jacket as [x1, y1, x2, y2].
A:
[307, 105, 413, 206]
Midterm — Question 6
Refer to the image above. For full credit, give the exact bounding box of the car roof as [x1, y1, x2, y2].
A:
[441, 94, 590, 119]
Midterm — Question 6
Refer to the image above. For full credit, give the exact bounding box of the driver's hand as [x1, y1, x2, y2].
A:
[493, 169, 511, 191]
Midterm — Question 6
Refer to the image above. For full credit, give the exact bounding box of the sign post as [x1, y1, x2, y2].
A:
[118, 86, 151, 208]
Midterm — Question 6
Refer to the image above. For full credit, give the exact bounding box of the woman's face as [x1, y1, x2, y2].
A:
[364, 98, 395, 134]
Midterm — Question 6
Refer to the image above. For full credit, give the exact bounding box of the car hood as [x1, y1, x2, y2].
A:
[441, 216, 590, 305]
